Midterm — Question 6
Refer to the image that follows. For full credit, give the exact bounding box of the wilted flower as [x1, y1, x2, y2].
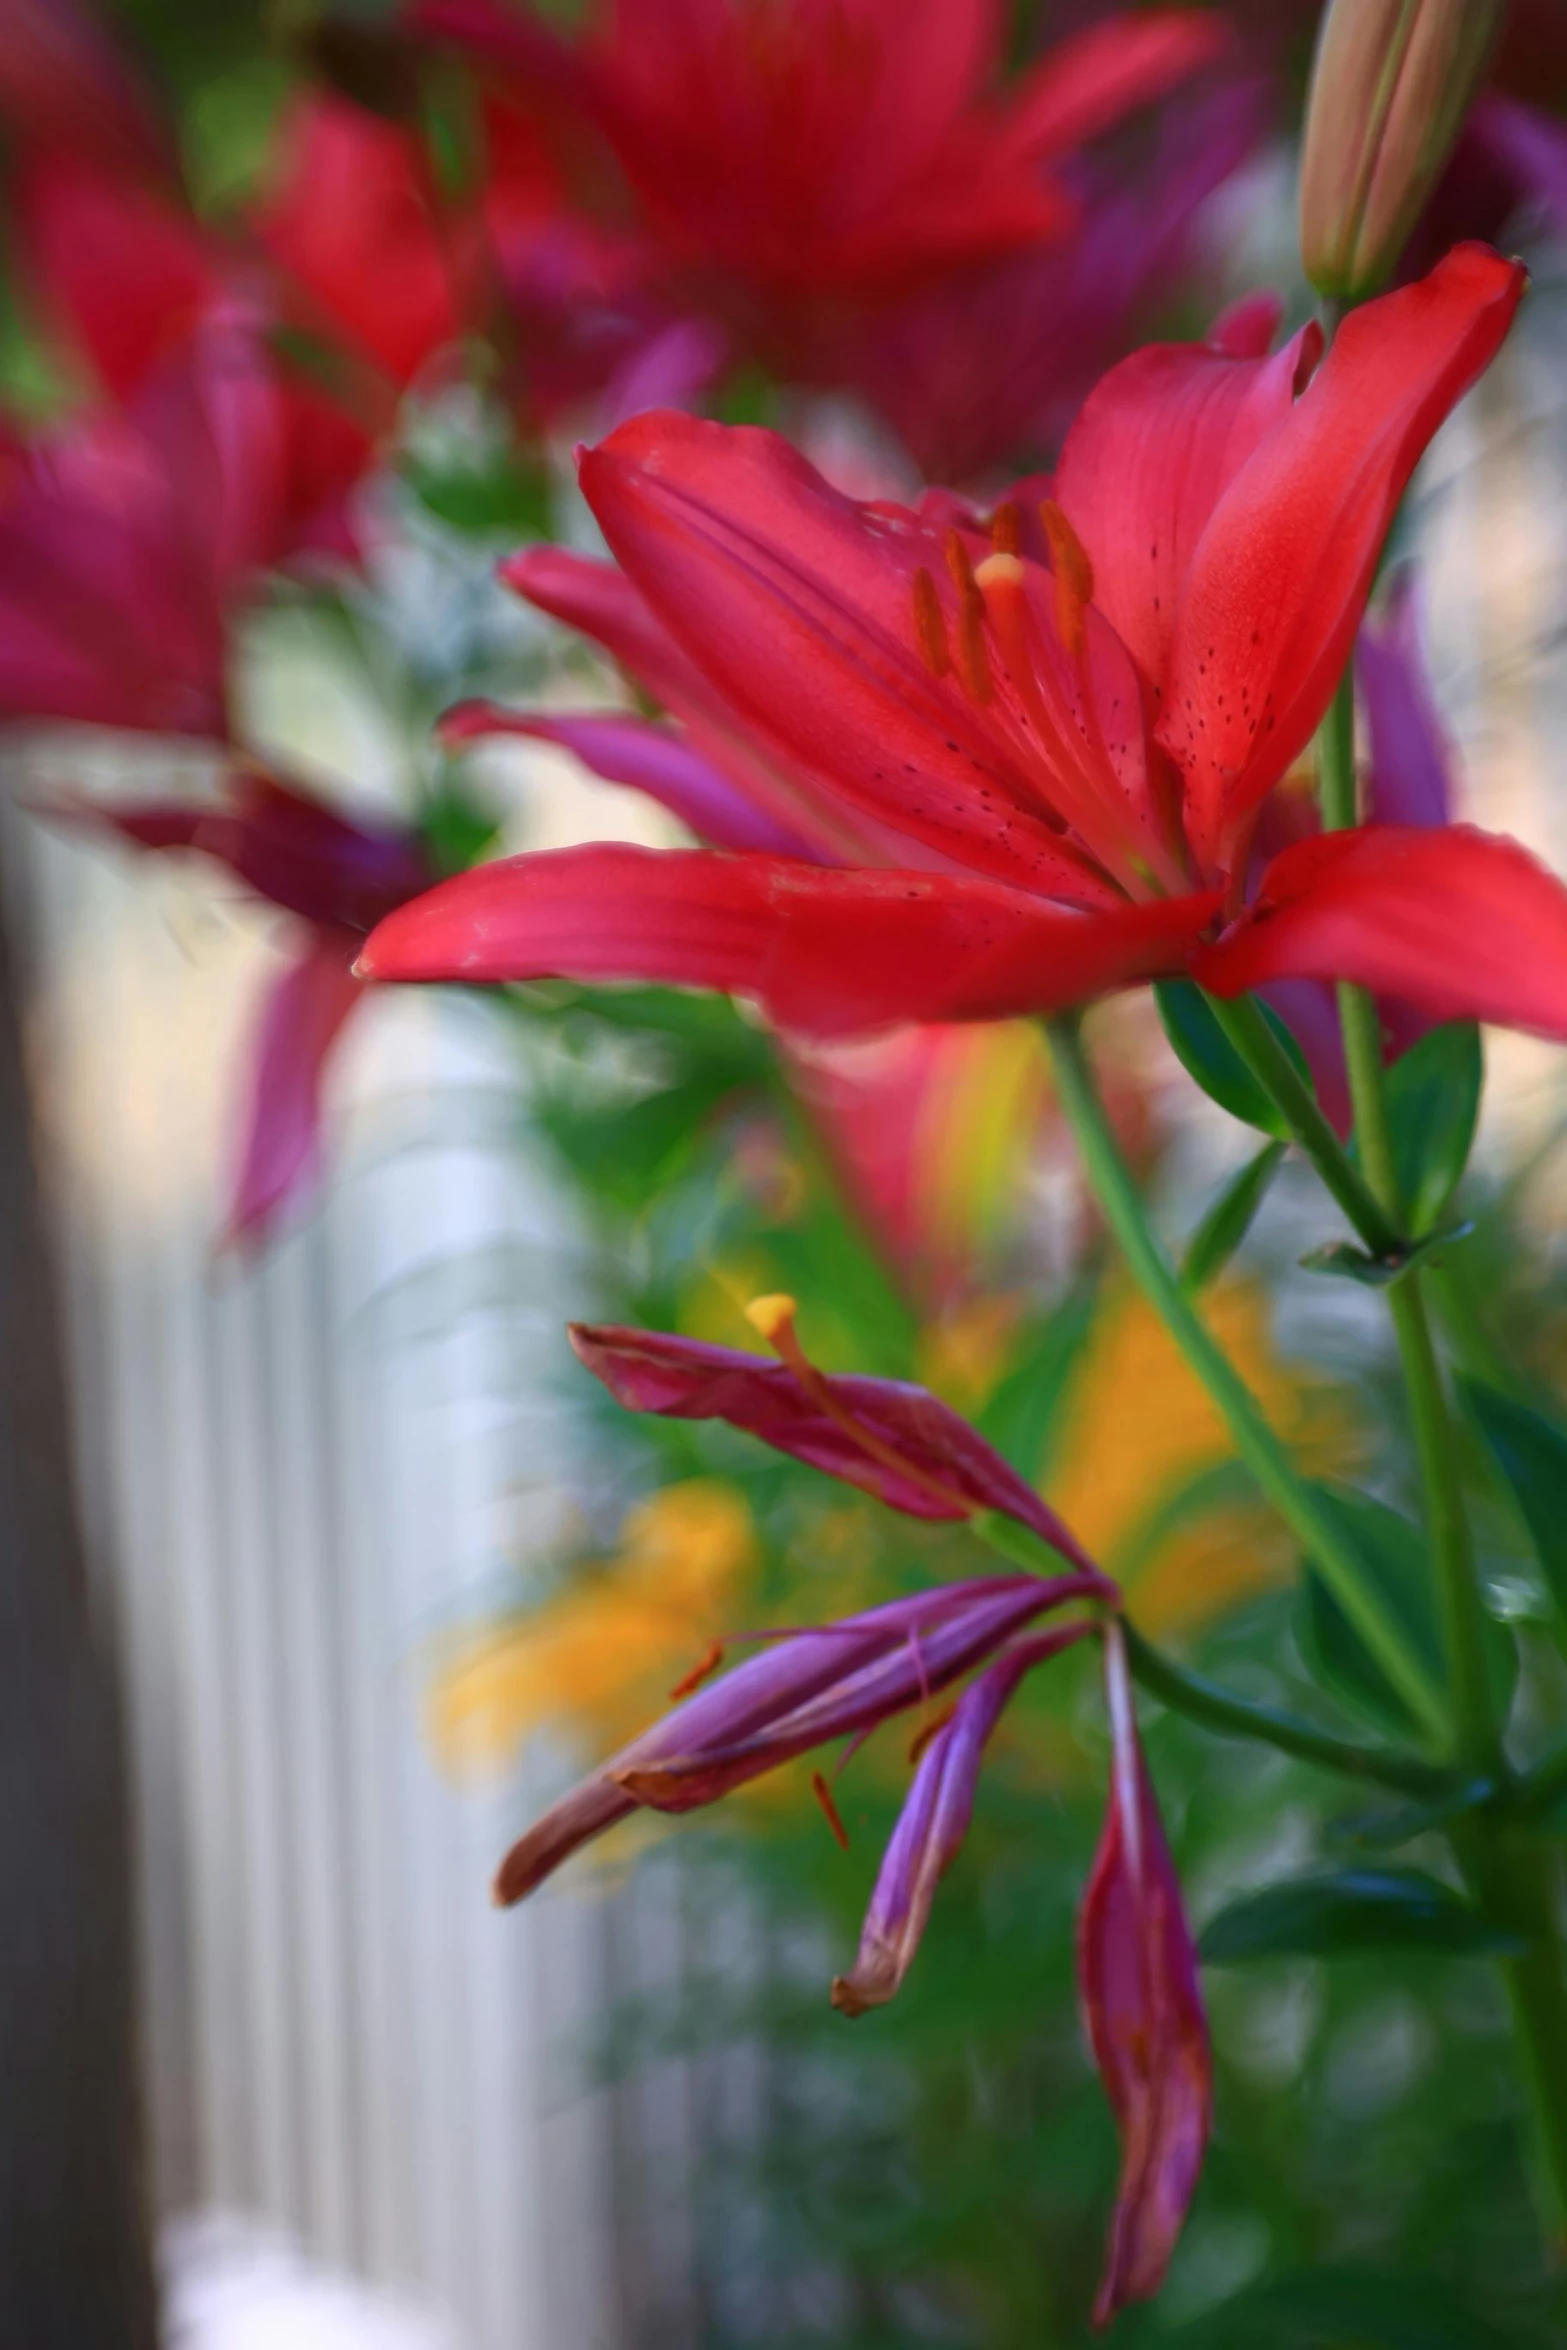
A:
[495, 1305, 1207, 2322]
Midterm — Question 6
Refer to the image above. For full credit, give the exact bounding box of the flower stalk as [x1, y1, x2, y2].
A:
[1043, 1011, 1445, 1737]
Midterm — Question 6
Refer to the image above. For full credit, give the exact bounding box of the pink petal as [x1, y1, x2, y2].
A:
[569, 1321, 1105, 1570]
[357, 845, 1222, 1035]
[1194, 822, 1567, 1040]
[1080, 1627, 1210, 2324]
[438, 702, 826, 857]
[997, 10, 1232, 162]
[833, 1622, 1091, 2015]
[227, 930, 365, 1247]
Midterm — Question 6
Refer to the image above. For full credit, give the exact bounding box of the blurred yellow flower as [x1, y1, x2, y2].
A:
[427, 1480, 756, 1777]
[1046, 1277, 1347, 1642]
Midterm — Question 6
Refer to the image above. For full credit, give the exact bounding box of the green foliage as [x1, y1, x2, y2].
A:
[1462, 1379, 1567, 1631]
[1155, 980, 1312, 1137]
[1200, 1869, 1521, 1964]
[1181, 1141, 1286, 1294]
[1383, 1024, 1484, 1234]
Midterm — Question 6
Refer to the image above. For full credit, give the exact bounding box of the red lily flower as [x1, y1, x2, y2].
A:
[0, 303, 377, 744]
[504, 1305, 1208, 2322]
[65, 771, 429, 1244]
[409, 0, 1229, 370]
[363, 246, 1567, 1057]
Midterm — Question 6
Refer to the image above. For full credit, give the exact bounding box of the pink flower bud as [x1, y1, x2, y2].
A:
[1300, 0, 1501, 300]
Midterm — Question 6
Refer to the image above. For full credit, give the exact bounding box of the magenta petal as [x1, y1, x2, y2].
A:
[227, 930, 364, 1248]
[833, 1621, 1090, 2015]
[569, 1322, 1104, 1572]
[1079, 1628, 1210, 2326]
[438, 702, 826, 857]
[494, 1574, 1102, 1903]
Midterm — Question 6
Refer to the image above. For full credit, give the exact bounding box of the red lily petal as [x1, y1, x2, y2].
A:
[357, 845, 1222, 1035]
[1080, 1627, 1210, 2326]
[832, 1622, 1091, 2016]
[494, 1575, 1102, 1902]
[438, 702, 826, 858]
[1055, 318, 1321, 703]
[13, 152, 217, 403]
[998, 11, 1232, 163]
[501, 545, 875, 863]
[578, 411, 1125, 900]
[568, 1321, 1105, 1571]
[1160, 245, 1525, 873]
[1205, 290, 1284, 361]
[1194, 822, 1567, 1040]
[227, 931, 365, 1248]
[259, 94, 462, 389]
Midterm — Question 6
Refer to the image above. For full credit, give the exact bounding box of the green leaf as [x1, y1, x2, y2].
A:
[1382, 1021, 1483, 1233]
[1155, 979, 1312, 1136]
[1295, 1487, 1446, 1740]
[403, 450, 553, 538]
[1295, 1484, 1515, 1739]
[975, 1276, 1097, 1484]
[1326, 1778, 1496, 1850]
[1181, 1139, 1286, 1292]
[1199, 1868, 1522, 1963]
[421, 783, 501, 879]
[1298, 1222, 1471, 1287]
[1463, 1378, 1567, 1630]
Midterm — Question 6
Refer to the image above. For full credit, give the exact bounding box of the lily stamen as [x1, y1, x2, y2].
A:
[744, 1293, 981, 1520]
[911, 565, 951, 679]
[812, 1769, 852, 1850]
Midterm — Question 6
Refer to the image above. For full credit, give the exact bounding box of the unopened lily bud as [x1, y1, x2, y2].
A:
[1300, 0, 1501, 301]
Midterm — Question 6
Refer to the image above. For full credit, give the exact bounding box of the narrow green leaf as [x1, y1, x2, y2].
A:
[1326, 1778, 1496, 1850]
[1295, 1484, 1514, 1738]
[1155, 980, 1311, 1136]
[1299, 1222, 1471, 1288]
[1382, 1022, 1483, 1233]
[1199, 1868, 1522, 1963]
[1463, 1378, 1567, 1630]
[1181, 1139, 1286, 1292]
[975, 1277, 1097, 1483]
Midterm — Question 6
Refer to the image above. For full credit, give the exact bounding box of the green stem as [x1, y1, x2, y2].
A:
[1319, 669, 1567, 2237]
[1121, 1623, 1458, 1796]
[1318, 673, 1498, 1773]
[1515, 1745, 1567, 1826]
[1045, 1012, 1445, 1738]
[1204, 992, 1403, 1257]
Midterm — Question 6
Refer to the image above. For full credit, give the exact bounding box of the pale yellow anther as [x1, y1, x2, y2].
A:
[744, 1293, 798, 1341]
[974, 552, 1025, 593]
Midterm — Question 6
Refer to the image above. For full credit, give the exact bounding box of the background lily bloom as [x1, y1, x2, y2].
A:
[67, 772, 429, 1244]
[363, 244, 1567, 1059]
[0, 308, 369, 742]
[408, 0, 1230, 380]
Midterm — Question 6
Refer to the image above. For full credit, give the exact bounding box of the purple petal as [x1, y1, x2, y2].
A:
[494, 1573, 1103, 1902]
[1473, 94, 1567, 240]
[438, 702, 825, 856]
[833, 1620, 1090, 2015]
[569, 1322, 1102, 1572]
[1357, 571, 1455, 830]
[1079, 1627, 1210, 2325]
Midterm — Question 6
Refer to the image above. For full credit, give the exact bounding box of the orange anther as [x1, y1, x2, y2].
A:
[811, 1769, 851, 1851]
[989, 501, 1022, 557]
[668, 1639, 726, 1702]
[911, 567, 951, 679]
[1039, 498, 1094, 660]
[943, 527, 978, 597]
